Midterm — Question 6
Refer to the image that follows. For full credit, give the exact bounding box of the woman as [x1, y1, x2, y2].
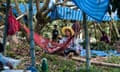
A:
[47, 26, 82, 55]
[60, 26, 82, 55]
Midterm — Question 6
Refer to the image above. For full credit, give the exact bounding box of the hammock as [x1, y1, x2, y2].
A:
[21, 25, 73, 53]
[8, 12, 73, 53]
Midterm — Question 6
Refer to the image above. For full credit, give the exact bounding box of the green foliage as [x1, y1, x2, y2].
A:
[78, 66, 103, 72]
[91, 42, 115, 51]
[104, 56, 120, 64]
[81, 41, 115, 52]
[77, 65, 120, 72]
[38, 54, 77, 72]
[35, 46, 42, 51]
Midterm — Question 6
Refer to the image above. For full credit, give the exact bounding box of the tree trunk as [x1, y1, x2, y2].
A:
[40, 0, 50, 12]
[35, 12, 48, 34]
[35, 0, 51, 34]
[36, 0, 40, 11]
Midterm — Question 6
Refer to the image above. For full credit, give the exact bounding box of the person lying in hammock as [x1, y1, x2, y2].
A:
[47, 26, 82, 55]
[7, 10, 81, 55]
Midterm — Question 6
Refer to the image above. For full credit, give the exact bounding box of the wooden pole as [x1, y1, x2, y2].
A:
[112, 21, 120, 39]
[28, 0, 37, 71]
[83, 12, 91, 72]
[3, 0, 10, 55]
[72, 57, 120, 68]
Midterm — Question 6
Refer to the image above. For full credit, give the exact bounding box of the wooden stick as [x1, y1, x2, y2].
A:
[72, 57, 120, 68]
[16, 13, 26, 20]
[112, 22, 120, 38]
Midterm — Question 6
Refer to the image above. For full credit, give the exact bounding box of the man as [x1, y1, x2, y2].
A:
[52, 25, 59, 42]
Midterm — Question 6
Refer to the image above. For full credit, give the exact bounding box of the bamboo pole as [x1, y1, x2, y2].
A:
[109, 22, 112, 41]
[28, 0, 37, 71]
[3, 0, 10, 55]
[72, 57, 120, 68]
[83, 12, 91, 72]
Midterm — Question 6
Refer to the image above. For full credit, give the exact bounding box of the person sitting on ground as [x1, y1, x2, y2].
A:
[47, 27, 82, 55]
[0, 42, 21, 69]
[60, 26, 82, 56]
[100, 31, 110, 43]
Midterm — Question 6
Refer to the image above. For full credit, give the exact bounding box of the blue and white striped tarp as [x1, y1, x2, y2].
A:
[51, 6, 83, 21]
[72, 0, 110, 22]
[50, 6, 118, 21]
[1, 3, 119, 21]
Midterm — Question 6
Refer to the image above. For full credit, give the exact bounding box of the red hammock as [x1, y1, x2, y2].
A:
[22, 25, 73, 53]
[7, 12, 72, 53]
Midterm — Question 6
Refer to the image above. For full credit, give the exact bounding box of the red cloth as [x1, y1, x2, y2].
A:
[8, 10, 21, 35]
[21, 25, 49, 49]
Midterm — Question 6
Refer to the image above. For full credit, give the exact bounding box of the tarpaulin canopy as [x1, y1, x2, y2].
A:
[50, 6, 119, 21]
[2, 1, 119, 21]
[72, 0, 110, 22]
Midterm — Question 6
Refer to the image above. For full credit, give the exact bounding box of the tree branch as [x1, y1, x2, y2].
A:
[40, 0, 50, 12]
[43, 7, 52, 16]
[36, 0, 40, 11]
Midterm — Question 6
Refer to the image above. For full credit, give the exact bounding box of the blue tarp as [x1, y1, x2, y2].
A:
[72, 0, 110, 22]
[1, 3, 119, 21]
[80, 49, 120, 57]
[11, 3, 38, 15]
[50, 6, 119, 21]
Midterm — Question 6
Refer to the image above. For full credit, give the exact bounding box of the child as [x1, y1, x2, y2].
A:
[52, 25, 59, 42]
